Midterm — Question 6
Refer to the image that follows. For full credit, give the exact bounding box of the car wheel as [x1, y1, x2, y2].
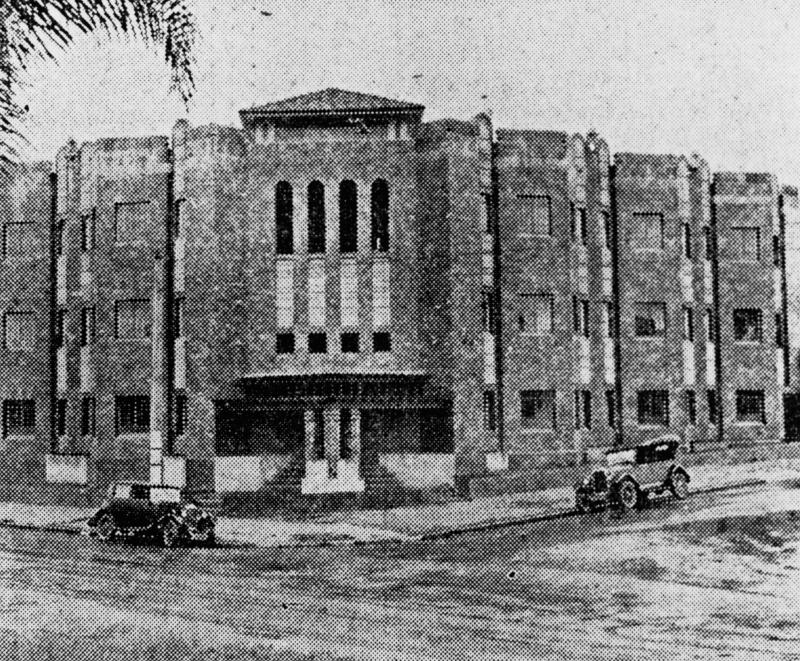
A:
[161, 519, 182, 548]
[616, 479, 640, 511]
[95, 513, 117, 542]
[670, 471, 689, 500]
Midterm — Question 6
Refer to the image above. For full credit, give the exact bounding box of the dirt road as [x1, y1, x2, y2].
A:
[0, 482, 798, 660]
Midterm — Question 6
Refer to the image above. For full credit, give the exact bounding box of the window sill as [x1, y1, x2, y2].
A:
[733, 341, 763, 346]
[520, 427, 556, 433]
[518, 233, 552, 240]
[637, 423, 669, 429]
[733, 420, 765, 426]
[633, 335, 666, 340]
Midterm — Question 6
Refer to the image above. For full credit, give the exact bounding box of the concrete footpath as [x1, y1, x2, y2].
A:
[0, 457, 798, 548]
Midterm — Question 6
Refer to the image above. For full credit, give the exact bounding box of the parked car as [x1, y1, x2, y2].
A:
[574, 436, 690, 512]
[87, 482, 216, 547]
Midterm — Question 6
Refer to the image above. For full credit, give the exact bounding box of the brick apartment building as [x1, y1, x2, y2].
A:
[0, 88, 797, 504]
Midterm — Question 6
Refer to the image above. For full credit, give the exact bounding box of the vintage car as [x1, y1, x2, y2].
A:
[87, 482, 216, 547]
[574, 436, 690, 512]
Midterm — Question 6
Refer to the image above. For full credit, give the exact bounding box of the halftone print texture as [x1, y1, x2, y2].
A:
[0, 3, 798, 660]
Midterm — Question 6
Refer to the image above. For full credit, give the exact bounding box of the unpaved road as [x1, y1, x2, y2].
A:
[0, 483, 798, 660]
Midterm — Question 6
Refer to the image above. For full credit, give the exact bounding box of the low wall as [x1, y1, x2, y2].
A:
[214, 455, 292, 493]
[45, 454, 88, 485]
[378, 453, 455, 489]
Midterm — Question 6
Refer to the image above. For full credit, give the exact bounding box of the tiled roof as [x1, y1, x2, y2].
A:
[240, 88, 424, 117]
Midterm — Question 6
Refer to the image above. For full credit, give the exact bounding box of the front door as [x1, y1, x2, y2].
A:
[784, 394, 800, 442]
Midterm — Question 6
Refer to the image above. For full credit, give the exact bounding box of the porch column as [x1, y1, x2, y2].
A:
[304, 409, 316, 462]
[349, 408, 361, 467]
[323, 407, 340, 477]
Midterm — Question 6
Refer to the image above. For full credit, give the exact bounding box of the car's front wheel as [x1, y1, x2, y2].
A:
[670, 470, 690, 500]
[95, 513, 117, 542]
[616, 479, 640, 511]
[161, 519, 182, 548]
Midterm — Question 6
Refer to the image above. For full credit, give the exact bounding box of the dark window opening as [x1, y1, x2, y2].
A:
[773, 235, 781, 267]
[339, 180, 358, 253]
[275, 182, 294, 255]
[736, 390, 766, 424]
[81, 211, 95, 251]
[637, 390, 669, 426]
[704, 226, 713, 260]
[682, 223, 692, 259]
[373, 332, 391, 353]
[686, 390, 697, 425]
[481, 289, 497, 335]
[606, 390, 616, 428]
[56, 399, 67, 437]
[634, 302, 666, 337]
[339, 408, 352, 460]
[371, 179, 389, 252]
[81, 307, 95, 346]
[312, 409, 325, 459]
[115, 396, 150, 434]
[483, 390, 496, 431]
[308, 332, 327, 354]
[707, 390, 718, 424]
[574, 390, 591, 429]
[520, 390, 556, 430]
[482, 193, 493, 233]
[733, 308, 763, 343]
[683, 307, 694, 342]
[276, 333, 295, 354]
[571, 204, 587, 243]
[80, 396, 96, 436]
[3, 400, 35, 436]
[341, 332, 360, 353]
[307, 180, 326, 254]
[603, 211, 613, 250]
[776, 313, 784, 347]
[175, 392, 188, 436]
[573, 297, 589, 337]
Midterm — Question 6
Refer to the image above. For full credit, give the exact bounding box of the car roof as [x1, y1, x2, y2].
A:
[604, 436, 680, 454]
[113, 481, 180, 489]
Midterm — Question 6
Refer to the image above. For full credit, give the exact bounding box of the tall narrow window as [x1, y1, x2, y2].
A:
[175, 392, 188, 436]
[56, 309, 67, 348]
[686, 390, 697, 425]
[81, 211, 95, 252]
[773, 235, 781, 267]
[339, 180, 358, 253]
[571, 204, 587, 244]
[307, 180, 326, 254]
[275, 181, 293, 255]
[604, 302, 615, 337]
[80, 396, 96, 436]
[574, 390, 591, 429]
[483, 390, 496, 431]
[56, 220, 65, 256]
[81, 307, 95, 346]
[704, 226, 713, 260]
[682, 223, 692, 259]
[776, 313, 784, 347]
[706, 309, 716, 342]
[371, 179, 389, 252]
[602, 211, 613, 250]
[56, 399, 67, 436]
[573, 297, 589, 337]
[707, 389, 718, 423]
[482, 290, 496, 335]
[606, 390, 616, 428]
[683, 307, 694, 342]
[482, 193, 493, 234]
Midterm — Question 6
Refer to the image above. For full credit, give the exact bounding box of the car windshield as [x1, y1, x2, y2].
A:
[150, 487, 181, 503]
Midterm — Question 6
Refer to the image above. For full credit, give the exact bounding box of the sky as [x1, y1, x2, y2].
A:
[16, 0, 800, 184]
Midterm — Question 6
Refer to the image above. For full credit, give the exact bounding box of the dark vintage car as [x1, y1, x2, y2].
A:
[574, 436, 690, 512]
[87, 482, 216, 547]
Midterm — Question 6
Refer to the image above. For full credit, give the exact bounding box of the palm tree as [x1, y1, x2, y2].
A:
[0, 0, 196, 163]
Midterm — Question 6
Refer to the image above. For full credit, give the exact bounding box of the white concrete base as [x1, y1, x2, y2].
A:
[378, 453, 455, 489]
[485, 451, 509, 472]
[301, 459, 365, 494]
[45, 454, 88, 485]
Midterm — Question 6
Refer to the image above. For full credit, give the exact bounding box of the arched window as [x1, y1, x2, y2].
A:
[371, 179, 389, 252]
[275, 181, 293, 255]
[307, 180, 326, 253]
[339, 180, 358, 253]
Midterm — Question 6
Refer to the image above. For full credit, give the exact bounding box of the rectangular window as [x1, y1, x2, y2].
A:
[730, 227, 761, 262]
[308, 259, 326, 328]
[115, 396, 150, 434]
[276, 333, 295, 354]
[373, 331, 391, 353]
[81, 211, 95, 251]
[80, 396, 96, 436]
[341, 332, 360, 353]
[340, 260, 358, 328]
[115, 201, 151, 243]
[776, 313, 784, 347]
[56, 399, 67, 436]
[4, 311, 34, 350]
[175, 392, 187, 436]
[606, 390, 616, 428]
[372, 260, 391, 327]
[56, 309, 67, 348]
[733, 308, 763, 343]
[81, 307, 95, 346]
[482, 193, 493, 234]
[704, 226, 713, 260]
[736, 390, 765, 424]
[604, 302, 615, 337]
[2, 399, 35, 436]
[518, 293, 553, 335]
[276, 260, 294, 328]
[632, 212, 664, 250]
[173, 297, 185, 338]
[481, 290, 497, 335]
[773, 235, 781, 267]
[56, 221, 65, 256]
[572, 297, 589, 337]
[571, 204, 587, 244]
[683, 307, 694, 342]
[602, 211, 613, 250]
[483, 390, 496, 431]
[574, 390, 591, 429]
[707, 389, 718, 424]
[114, 300, 151, 339]
[682, 223, 692, 259]
[519, 390, 555, 430]
[634, 302, 666, 337]
[2, 222, 35, 259]
[686, 390, 697, 425]
[308, 332, 327, 354]
[516, 195, 551, 236]
[637, 390, 669, 426]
